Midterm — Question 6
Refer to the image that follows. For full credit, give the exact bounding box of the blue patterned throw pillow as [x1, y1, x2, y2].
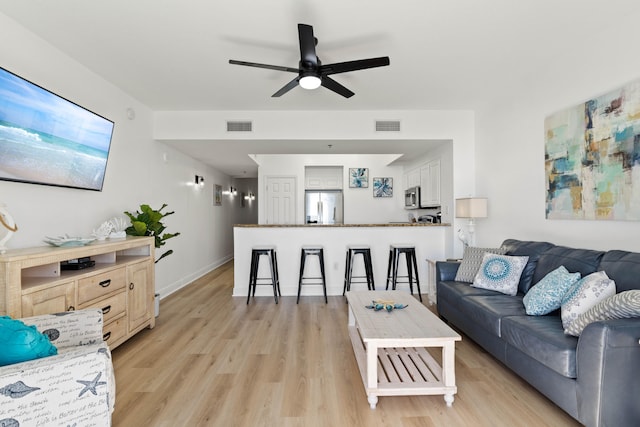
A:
[523, 266, 581, 315]
[472, 254, 529, 296]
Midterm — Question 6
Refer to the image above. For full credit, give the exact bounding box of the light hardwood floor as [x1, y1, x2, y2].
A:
[112, 261, 580, 427]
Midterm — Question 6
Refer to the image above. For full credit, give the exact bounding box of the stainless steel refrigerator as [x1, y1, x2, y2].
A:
[305, 190, 344, 224]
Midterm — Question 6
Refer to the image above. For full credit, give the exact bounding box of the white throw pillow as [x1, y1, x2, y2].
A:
[454, 246, 507, 283]
[565, 290, 640, 336]
[472, 253, 529, 296]
[561, 271, 616, 333]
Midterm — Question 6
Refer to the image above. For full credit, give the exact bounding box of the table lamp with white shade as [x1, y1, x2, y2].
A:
[455, 197, 487, 247]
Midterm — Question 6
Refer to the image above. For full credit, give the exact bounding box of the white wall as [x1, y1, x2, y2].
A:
[475, 12, 640, 252]
[255, 154, 406, 224]
[156, 110, 476, 258]
[0, 13, 235, 298]
[230, 177, 258, 224]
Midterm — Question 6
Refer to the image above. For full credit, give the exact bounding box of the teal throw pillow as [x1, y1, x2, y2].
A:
[523, 266, 581, 315]
[0, 316, 58, 366]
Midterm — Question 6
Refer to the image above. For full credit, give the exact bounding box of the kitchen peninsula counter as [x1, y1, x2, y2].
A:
[235, 223, 449, 228]
[234, 223, 451, 300]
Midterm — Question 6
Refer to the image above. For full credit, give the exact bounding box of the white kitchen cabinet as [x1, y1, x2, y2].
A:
[420, 159, 441, 207]
[405, 168, 421, 189]
[305, 166, 343, 189]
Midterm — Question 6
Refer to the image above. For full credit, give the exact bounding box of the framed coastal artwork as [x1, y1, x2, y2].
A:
[214, 184, 222, 206]
[545, 78, 640, 220]
[349, 168, 369, 188]
[373, 177, 393, 198]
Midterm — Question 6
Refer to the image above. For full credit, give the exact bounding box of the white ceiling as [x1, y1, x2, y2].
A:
[1, 0, 638, 176]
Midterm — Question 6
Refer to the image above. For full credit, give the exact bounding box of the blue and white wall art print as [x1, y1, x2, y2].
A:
[349, 168, 369, 188]
[373, 177, 393, 198]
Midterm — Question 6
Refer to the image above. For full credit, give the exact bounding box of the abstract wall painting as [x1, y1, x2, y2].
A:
[214, 184, 222, 206]
[545, 78, 640, 220]
[349, 168, 369, 188]
[373, 177, 393, 198]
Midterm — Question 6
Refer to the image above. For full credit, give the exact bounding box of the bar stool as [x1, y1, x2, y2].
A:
[386, 244, 422, 301]
[343, 245, 375, 295]
[297, 246, 328, 304]
[247, 246, 281, 304]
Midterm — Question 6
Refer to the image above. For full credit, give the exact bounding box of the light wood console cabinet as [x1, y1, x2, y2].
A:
[0, 236, 155, 349]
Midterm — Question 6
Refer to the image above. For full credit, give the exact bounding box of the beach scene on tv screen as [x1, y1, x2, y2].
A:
[0, 68, 114, 191]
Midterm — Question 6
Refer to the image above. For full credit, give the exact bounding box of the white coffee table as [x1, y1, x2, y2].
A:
[346, 290, 461, 409]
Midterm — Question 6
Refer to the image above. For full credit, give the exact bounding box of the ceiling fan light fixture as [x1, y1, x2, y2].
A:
[299, 74, 321, 90]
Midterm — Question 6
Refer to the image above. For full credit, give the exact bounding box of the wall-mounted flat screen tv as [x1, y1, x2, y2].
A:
[0, 66, 114, 191]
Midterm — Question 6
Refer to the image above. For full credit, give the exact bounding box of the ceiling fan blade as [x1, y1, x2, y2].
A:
[272, 77, 300, 97]
[298, 24, 318, 67]
[321, 56, 390, 75]
[321, 76, 354, 98]
[229, 59, 299, 73]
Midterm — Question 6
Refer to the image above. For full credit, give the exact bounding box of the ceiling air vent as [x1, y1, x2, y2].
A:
[227, 121, 253, 132]
[375, 120, 401, 132]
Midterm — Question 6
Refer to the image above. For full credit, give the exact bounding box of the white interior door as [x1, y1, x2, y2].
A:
[265, 176, 296, 224]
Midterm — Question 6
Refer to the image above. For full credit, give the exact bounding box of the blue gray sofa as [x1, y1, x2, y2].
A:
[436, 239, 640, 427]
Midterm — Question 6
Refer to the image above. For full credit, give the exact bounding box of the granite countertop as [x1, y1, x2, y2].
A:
[234, 223, 450, 228]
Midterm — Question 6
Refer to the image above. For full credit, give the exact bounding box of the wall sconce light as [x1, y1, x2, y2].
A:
[455, 197, 488, 247]
[244, 192, 255, 201]
[222, 186, 237, 195]
[194, 175, 205, 186]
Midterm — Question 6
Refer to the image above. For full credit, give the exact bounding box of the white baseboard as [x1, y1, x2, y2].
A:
[157, 255, 233, 300]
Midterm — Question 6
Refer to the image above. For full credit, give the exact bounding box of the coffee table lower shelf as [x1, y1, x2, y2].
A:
[348, 325, 457, 409]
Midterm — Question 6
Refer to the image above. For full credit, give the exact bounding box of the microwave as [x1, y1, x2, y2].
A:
[404, 186, 420, 209]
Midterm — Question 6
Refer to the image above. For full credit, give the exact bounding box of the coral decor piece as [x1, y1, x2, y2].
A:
[0, 203, 18, 253]
[108, 217, 127, 239]
[91, 221, 113, 241]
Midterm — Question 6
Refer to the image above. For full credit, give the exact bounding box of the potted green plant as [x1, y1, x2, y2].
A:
[124, 203, 180, 263]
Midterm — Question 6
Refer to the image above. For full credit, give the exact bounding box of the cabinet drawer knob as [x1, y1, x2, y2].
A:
[103, 331, 111, 341]
[102, 305, 111, 314]
[67, 305, 75, 311]
[129, 283, 135, 290]
[99, 279, 111, 288]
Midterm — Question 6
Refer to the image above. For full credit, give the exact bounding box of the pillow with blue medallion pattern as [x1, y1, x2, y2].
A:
[472, 253, 529, 296]
[454, 246, 507, 283]
[523, 266, 581, 315]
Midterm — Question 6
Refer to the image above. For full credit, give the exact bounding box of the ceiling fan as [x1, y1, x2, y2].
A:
[229, 23, 390, 98]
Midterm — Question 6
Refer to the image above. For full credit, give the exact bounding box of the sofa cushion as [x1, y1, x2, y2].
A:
[454, 246, 507, 283]
[501, 315, 578, 378]
[436, 280, 503, 302]
[523, 266, 581, 315]
[565, 290, 640, 336]
[472, 254, 529, 296]
[462, 295, 527, 336]
[532, 246, 604, 284]
[501, 239, 556, 294]
[598, 250, 640, 292]
[561, 271, 616, 332]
